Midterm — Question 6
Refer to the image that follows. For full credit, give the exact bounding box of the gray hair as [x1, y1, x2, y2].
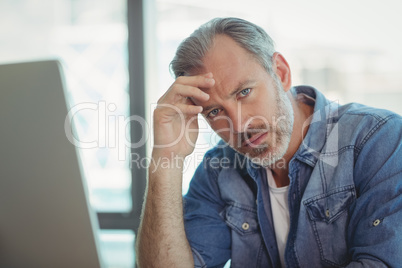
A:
[170, 17, 276, 78]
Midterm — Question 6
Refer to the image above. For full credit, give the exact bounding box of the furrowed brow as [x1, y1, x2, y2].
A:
[202, 79, 256, 114]
[230, 79, 255, 97]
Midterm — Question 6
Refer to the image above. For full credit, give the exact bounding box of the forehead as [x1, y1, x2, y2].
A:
[202, 35, 256, 74]
[197, 35, 266, 93]
[198, 35, 259, 93]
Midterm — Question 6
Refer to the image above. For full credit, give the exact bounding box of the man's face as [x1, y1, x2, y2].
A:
[194, 35, 294, 166]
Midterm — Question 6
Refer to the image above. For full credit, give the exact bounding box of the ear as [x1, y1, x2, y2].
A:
[272, 52, 292, 91]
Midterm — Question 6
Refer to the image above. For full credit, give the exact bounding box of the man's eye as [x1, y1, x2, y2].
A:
[239, 88, 251, 97]
[208, 109, 220, 118]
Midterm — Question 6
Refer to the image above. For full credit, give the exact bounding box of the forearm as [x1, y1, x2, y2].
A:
[136, 155, 194, 268]
[136, 73, 213, 267]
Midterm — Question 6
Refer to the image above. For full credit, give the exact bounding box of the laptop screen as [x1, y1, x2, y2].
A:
[0, 60, 104, 267]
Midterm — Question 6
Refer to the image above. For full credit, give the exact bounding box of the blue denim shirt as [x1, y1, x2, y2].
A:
[183, 86, 402, 268]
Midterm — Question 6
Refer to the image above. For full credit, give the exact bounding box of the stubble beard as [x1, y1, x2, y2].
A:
[234, 78, 294, 167]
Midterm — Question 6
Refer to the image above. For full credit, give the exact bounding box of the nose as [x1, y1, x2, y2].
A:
[227, 105, 249, 134]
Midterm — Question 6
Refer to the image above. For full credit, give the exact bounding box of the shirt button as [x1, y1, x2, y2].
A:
[373, 219, 381, 226]
[242, 222, 250, 230]
[325, 209, 330, 218]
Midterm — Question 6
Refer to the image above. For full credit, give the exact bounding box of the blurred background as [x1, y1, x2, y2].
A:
[1, 0, 401, 267]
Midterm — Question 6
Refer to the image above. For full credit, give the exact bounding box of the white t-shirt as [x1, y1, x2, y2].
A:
[266, 168, 290, 268]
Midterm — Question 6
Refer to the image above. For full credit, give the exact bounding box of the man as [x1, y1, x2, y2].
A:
[136, 17, 402, 267]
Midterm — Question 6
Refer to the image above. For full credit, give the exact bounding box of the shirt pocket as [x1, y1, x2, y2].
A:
[221, 204, 268, 267]
[223, 204, 259, 235]
[303, 185, 356, 267]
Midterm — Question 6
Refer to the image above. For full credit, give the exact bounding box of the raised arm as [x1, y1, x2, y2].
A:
[135, 74, 214, 267]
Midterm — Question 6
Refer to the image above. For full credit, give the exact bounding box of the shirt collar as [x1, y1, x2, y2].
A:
[291, 86, 339, 167]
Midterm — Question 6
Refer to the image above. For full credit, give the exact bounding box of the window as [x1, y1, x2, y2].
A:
[0, 1, 134, 267]
[1, 0, 131, 212]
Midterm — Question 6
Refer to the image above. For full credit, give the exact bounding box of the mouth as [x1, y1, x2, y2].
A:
[242, 132, 268, 147]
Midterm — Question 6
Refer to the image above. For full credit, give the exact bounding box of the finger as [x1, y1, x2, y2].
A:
[159, 83, 209, 104]
[175, 73, 215, 90]
[155, 102, 202, 116]
[176, 103, 203, 115]
[172, 84, 210, 102]
[158, 73, 213, 104]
